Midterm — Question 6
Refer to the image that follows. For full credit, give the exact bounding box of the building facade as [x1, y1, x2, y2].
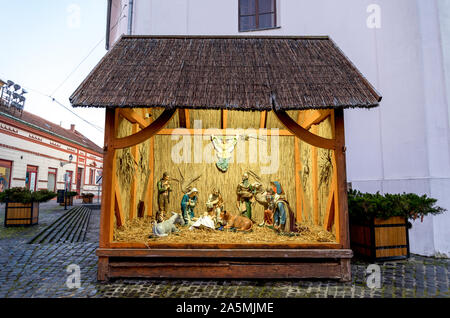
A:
[0, 80, 103, 197]
[105, 0, 450, 257]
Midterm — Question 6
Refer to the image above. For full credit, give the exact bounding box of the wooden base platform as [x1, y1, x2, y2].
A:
[96, 248, 353, 282]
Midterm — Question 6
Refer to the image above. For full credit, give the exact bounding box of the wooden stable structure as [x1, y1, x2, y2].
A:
[70, 36, 381, 281]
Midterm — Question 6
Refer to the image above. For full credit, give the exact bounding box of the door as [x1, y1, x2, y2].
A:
[48, 168, 57, 192]
[76, 167, 83, 194]
[0, 159, 12, 192]
[65, 170, 73, 191]
[26, 165, 38, 192]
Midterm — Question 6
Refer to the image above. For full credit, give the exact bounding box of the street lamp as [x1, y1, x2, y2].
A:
[60, 154, 74, 167]
[61, 154, 74, 210]
[0, 80, 27, 114]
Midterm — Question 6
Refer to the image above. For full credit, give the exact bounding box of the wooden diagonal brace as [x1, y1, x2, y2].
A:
[111, 108, 176, 149]
[273, 110, 336, 150]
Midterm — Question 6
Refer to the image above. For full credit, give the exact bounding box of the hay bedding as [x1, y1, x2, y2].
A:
[114, 217, 336, 244]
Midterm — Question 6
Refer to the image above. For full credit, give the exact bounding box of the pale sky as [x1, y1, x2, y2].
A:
[0, 0, 108, 147]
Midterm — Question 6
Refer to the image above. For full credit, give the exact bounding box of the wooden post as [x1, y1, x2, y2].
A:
[221, 109, 228, 129]
[333, 109, 350, 248]
[129, 123, 139, 220]
[294, 112, 304, 222]
[146, 110, 154, 216]
[311, 125, 319, 225]
[99, 108, 117, 248]
[259, 111, 267, 129]
[294, 136, 302, 222]
[178, 109, 190, 128]
[97, 256, 109, 281]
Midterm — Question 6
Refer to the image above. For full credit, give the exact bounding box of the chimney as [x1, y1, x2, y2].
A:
[70, 124, 76, 132]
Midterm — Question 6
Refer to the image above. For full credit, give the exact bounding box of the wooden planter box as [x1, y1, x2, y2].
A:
[350, 216, 410, 262]
[82, 196, 93, 204]
[59, 196, 74, 206]
[4, 202, 39, 227]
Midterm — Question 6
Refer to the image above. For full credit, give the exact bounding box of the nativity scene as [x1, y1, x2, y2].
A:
[70, 35, 381, 281]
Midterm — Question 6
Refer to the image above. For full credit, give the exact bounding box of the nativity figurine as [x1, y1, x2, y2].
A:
[151, 212, 185, 237]
[206, 188, 224, 225]
[236, 172, 254, 220]
[156, 172, 172, 222]
[181, 187, 198, 224]
[219, 210, 253, 232]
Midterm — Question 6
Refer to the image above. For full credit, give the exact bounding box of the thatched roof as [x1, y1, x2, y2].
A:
[70, 35, 381, 111]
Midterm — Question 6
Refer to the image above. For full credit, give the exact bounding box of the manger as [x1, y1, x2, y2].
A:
[70, 35, 381, 281]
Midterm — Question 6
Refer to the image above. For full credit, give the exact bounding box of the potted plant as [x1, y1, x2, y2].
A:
[0, 187, 57, 226]
[81, 192, 95, 204]
[348, 190, 446, 262]
[59, 191, 78, 206]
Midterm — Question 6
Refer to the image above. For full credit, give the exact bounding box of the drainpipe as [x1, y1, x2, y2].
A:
[127, 0, 134, 35]
[105, 0, 112, 50]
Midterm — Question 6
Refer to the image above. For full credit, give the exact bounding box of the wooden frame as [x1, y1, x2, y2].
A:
[350, 216, 410, 262]
[97, 107, 352, 282]
[4, 201, 39, 227]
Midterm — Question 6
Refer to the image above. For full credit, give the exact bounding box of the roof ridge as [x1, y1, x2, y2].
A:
[121, 35, 331, 40]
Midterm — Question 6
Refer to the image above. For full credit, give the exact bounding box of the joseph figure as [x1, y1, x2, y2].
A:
[236, 173, 254, 220]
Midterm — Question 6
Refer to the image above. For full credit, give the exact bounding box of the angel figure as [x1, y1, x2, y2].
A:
[211, 134, 239, 172]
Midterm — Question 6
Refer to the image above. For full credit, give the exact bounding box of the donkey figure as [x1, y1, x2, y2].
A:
[152, 212, 185, 237]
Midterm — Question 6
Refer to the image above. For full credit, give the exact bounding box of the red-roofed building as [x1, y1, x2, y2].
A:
[0, 80, 103, 196]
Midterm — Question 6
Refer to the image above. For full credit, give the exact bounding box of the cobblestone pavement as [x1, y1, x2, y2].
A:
[0, 203, 449, 298]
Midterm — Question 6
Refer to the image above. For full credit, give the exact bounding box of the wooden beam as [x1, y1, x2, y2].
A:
[129, 123, 139, 220]
[311, 125, 319, 225]
[114, 182, 124, 227]
[105, 243, 344, 250]
[333, 109, 350, 248]
[259, 111, 267, 129]
[99, 247, 350, 257]
[273, 110, 336, 150]
[156, 128, 294, 136]
[99, 108, 116, 248]
[302, 109, 332, 130]
[119, 108, 148, 129]
[111, 108, 176, 149]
